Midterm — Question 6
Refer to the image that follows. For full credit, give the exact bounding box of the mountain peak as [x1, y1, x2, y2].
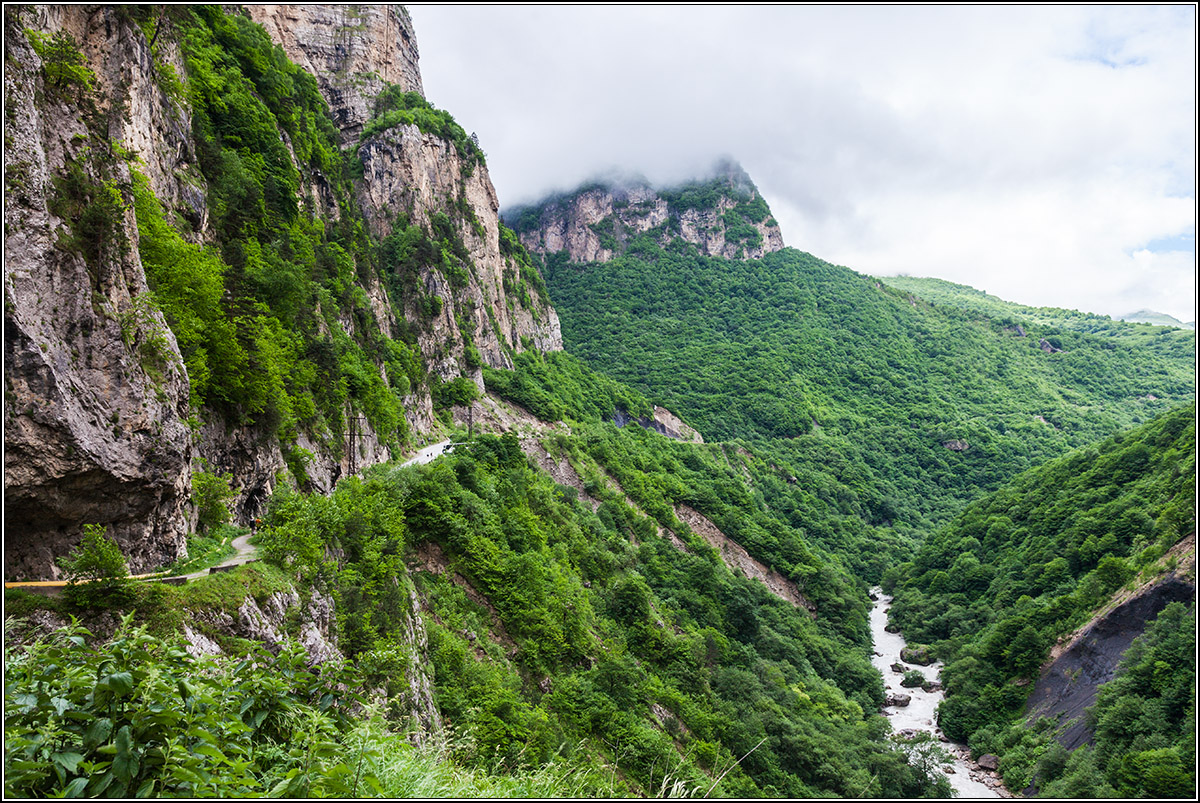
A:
[506, 160, 785, 263]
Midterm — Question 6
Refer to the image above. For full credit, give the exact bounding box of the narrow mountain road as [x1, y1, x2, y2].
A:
[401, 439, 456, 467]
[5, 531, 261, 591]
[7, 443, 459, 591]
[179, 531, 258, 580]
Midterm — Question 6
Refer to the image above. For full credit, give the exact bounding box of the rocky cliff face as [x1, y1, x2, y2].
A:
[3, 4, 560, 577]
[356, 123, 562, 384]
[4, 5, 195, 576]
[1025, 543, 1196, 752]
[246, 4, 422, 144]
[511, 161, 786, 264]
[253, 3, 561, 390]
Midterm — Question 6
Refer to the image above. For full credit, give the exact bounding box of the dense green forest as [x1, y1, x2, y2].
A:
[885, 403, 1195, 796]
[6, 4, 1196, 799]
[537, 239, 1192, 545]
[4, 419, 952, 797]
[879, 275, 1195, 355]
[484, 351, 916, 581]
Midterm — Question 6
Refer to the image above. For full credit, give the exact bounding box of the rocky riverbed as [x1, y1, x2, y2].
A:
[870, 588, 1011, 798]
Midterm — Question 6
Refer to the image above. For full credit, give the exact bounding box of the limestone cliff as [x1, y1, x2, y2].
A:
[245, 4, 423, 143]
[354, 117, 562, 383]
[251, 3, 561, 388]
[3, 4, 560, 578]
[4, 5, 195, 576]
[510, 160, 785, 264]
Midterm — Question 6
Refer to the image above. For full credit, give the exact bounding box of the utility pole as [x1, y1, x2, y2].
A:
[346, 414, 368, 476]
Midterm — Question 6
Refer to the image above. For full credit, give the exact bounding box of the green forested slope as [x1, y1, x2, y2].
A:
[886, 403, 1195, 796]
[538, 240, 1193, 542]
[8, 5, 1194, 799]
[484, 350, 917, 580]
[255, 434, 936, 797]
[879, 275, 1196, 352]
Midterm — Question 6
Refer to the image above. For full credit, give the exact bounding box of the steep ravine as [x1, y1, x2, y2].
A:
[870, 589, 1009, 798]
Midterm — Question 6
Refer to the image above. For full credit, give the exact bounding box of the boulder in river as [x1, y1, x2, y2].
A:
[891, 662, 905, 673]
[900, 643, 935, 664]
[885, 693, 912, 707]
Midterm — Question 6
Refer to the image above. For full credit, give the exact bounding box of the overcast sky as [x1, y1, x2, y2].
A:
[408, 4, 1197, 323]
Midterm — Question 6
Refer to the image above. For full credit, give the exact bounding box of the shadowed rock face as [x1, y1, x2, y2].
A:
[1025, 574, 1195, 751]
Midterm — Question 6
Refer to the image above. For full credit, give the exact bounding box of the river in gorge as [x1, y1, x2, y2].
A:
[869, 587, 1010, 798]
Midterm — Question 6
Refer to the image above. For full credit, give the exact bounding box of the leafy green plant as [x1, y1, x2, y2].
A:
[56, 524, 132, 608]
[26, 29, 94, 99]
[3, 616, 380, 798]
[192, 465, 238, 532]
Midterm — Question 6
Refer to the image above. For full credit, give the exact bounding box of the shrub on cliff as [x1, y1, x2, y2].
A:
[57, 524, 132, 608]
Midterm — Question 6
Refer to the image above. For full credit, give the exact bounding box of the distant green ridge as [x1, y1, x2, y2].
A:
[538, 241, 1194, 548]
[1119, 308, 1195, 329]
[878, 275, 1196, 356]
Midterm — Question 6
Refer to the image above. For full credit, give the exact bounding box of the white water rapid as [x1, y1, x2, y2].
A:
[869, 587, 1009, 798]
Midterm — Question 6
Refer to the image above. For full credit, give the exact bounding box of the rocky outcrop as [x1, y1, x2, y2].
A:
[511, 161, 785, 264]
[611, 405, 703, 443]
[649, 406, 703, 443]
[521, 440, 600, 512]
[355, 124, 562, 380]
[1038, 338, 1063, 354]
[394, 575, 443, 742]
[183, 586, 343, 667]
[245, 5, 423, 143]
[900, 644, 935, 665]
[1024, 569, 1195, 751]
[675, 504, 816, 615]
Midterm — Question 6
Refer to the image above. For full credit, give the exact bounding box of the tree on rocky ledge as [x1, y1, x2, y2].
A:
[58, 524, 132, 607]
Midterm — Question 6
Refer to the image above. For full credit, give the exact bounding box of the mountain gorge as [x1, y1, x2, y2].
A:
[4, 4, 556, 578]
[3, 4, 1194, 800]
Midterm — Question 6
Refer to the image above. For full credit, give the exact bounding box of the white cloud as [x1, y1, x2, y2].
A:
[409, 4, 1197, 322]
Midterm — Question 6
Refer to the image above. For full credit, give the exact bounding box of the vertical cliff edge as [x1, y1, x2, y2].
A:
[3, 4, 560, 578]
